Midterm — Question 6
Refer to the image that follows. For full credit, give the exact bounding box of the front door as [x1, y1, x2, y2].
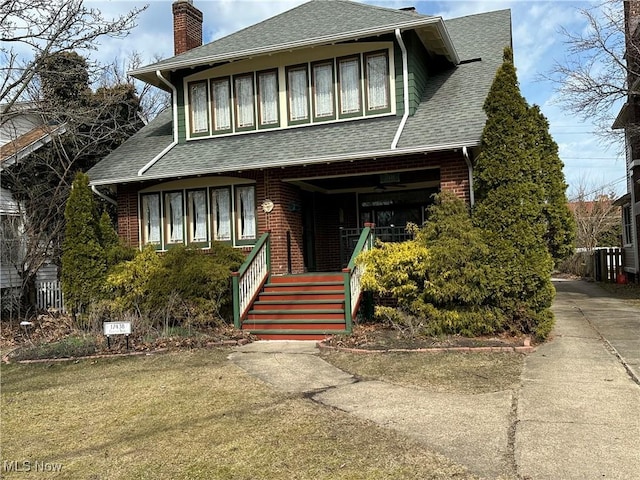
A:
[301, 190, 317, 272]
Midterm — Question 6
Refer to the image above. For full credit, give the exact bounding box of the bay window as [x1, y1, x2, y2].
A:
[212, 188, 232, 242]
[235, 74, 255, 130]
[287, 65, 310, 124]
[235, 185, 256, 243]
[258, 70, 279, 128]
[338, 56, 362, 117]
[211, 77, 232, 133]
[189, 81, 209, 135]
[141, 193, 161, 247]
[164, 191, 184, 245]
[365, 52, 390, 113]
[187, 189, 208, 245]
[312, 61, 335, 121]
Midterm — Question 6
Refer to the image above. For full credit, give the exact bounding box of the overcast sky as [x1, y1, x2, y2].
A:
[86, 0, 627, 199]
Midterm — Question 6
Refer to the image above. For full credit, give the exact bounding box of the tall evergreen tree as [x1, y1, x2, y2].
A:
[473, 47, 555, 338]
[529, 105, 576, 263]
[61, 172, 105, 316]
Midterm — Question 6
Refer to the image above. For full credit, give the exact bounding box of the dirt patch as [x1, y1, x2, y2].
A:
[323, 323, 529, 351]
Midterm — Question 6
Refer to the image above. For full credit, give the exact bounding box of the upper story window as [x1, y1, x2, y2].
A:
[189, 82, 209, 136]
[312, 61, 335, 121]
[258, 69, 279, 128]
[211, 77, 232, 133]
[623, 205, 633, 246]
[185, 48, 392, 139]
[338, 56, 362, 117]
[234, 74, 255, 130]
[287, 65, 310, 124]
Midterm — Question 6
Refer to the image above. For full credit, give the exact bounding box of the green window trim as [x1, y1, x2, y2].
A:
[188, 80, 211, 137]
[257, 69, 280, 130]
[337, 55, 363, 119]
[234, 73, 256, 132]
[286, 64, 311, 126]
[311, 60, 336, 122]
[364, 51, 392, 115]
[186, 189, 210, 247]
[210, 76, 233, 135]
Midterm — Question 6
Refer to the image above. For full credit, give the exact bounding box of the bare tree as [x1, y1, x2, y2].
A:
[548, 0, 630, 141]
[569, 180, 621, 252]
[0, 0, 147, 113]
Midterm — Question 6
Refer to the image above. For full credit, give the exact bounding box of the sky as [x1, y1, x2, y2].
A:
[84, 0, 628, 199]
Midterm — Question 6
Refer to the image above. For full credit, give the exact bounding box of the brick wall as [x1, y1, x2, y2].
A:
[172, 0, 202, 56]
[114, 152, 470, 274]
[116, 185, 140, 248]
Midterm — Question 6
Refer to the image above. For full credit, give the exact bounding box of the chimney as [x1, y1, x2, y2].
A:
[172, 0, 203, 56]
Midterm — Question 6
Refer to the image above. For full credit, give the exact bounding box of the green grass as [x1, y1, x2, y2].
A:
[1, 349, 477, 479]
[321, 351, 524, 394]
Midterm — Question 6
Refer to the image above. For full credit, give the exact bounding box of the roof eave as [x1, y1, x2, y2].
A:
[612, 102, 629, 130]
[88, 139, 479, 188]
[129, 16, 456, 87]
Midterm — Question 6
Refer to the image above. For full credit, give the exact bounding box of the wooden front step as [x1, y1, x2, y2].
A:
[241, 273, 349, 340]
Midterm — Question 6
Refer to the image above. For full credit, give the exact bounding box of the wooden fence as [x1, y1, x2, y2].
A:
[592, 248, 623, 283]
[35, 280, 65, 312]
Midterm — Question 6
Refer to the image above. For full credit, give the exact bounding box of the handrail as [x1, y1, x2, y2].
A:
[232, 232, 270, 329]
[342, 223, 375, 333]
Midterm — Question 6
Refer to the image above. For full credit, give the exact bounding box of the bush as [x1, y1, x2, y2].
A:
[105, 243, 244, 328]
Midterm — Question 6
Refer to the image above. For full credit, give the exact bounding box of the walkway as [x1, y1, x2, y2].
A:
[229, 279, 640, 479]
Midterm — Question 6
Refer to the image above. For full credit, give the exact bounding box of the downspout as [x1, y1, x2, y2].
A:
[137, 71, 179, 177]
[391, 28, 409, 150]
[91, 185, 117, 206]
[462, 146, 475, 207]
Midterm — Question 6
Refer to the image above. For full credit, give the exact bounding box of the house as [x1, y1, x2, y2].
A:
[612, 1, 640, 283]
[87, 0, 512, 338]
[1, 102, 65, 311]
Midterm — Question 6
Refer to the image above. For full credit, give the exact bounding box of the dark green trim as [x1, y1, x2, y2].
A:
[257, 68, 281, 130]
[337, 54, 363, 119]
[233, 73, 257, 132]
[364, 50, 392, 115]
[286, 64, 311, 126]
[210, 76, 233, 135]
[187, 80, 211, 137]
[311, 60, 337, 122]
[186, 188, 210, 246]
[163, 190, 186, 247]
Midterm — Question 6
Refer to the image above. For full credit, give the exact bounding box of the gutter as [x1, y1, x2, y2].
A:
[137, 71, 179, 177]
[462, 146, 474, 207]
[391, 28, 409, 150]
[91, 185, 117, 206]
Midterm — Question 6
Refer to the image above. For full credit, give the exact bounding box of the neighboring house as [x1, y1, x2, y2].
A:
[0, 102, 64, 303]
[88, 0, 512, 338]
[613, 1, 640, 282]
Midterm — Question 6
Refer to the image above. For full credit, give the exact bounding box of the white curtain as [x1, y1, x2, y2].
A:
[367, 54, 388, 110]
[314, 63, 334, 118]
[214, 189, 231, 241]
[340, 58, 360, 114]
[167, 192, 183, 243]
[190, 190, 207, 242]
[143, 194, 160, 244]
[288, 68, 308, 121]
[238, 186, 256, 239]
[259, 72, 278, 125]
[235, 76, 254, 128]
[212, 79, 231, 131]
[191, 82, 208, 133]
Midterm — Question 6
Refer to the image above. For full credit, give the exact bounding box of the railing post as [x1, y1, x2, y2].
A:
[343, 268, 353, 333]
[232, 272, 240, 329]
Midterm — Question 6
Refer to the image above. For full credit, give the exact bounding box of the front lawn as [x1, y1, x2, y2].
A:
[1, 349, 477, 479]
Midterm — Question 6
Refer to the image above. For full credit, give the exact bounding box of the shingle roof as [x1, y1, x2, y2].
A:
[132, 0, 442, 80]
[88, 8, 511, 186]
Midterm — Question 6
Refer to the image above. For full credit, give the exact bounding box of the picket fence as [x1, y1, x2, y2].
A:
[35, 280, 66, 313]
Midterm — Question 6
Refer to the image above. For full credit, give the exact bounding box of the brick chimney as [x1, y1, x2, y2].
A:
[172, 0, 203, 56]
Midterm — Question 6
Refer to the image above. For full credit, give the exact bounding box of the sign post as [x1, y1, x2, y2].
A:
[103, 321, 132, 349]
